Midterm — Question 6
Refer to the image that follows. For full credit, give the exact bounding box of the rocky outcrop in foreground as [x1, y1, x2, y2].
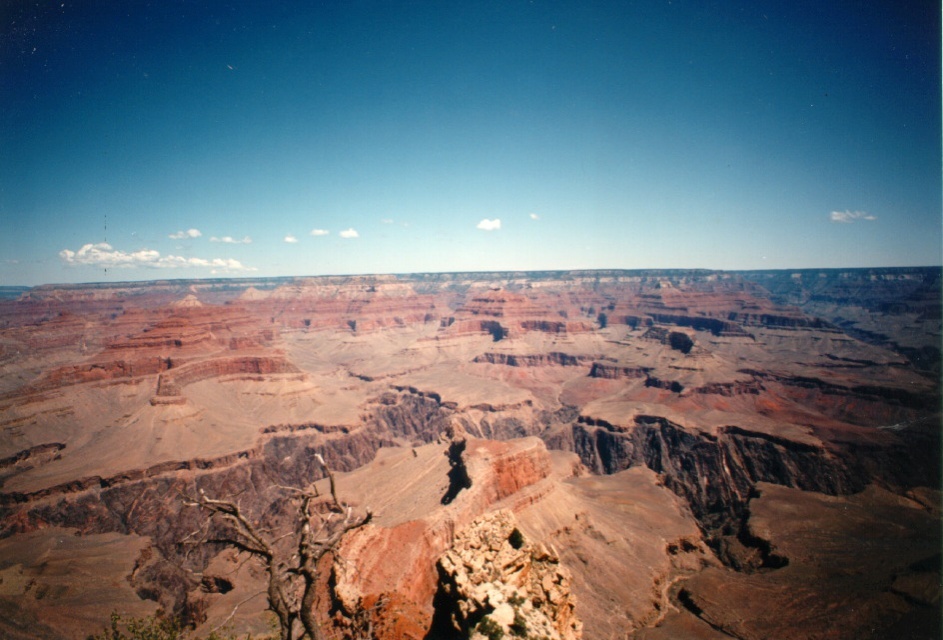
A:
[432, 510, 582, 640]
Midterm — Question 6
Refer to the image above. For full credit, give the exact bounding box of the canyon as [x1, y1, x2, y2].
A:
[0, 267, 938, 639]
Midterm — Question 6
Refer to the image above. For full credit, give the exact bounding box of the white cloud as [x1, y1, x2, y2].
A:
[210, 235, 252, 244]
[830, 210, 877, 223]
[58, 242, 254, 272]
[339, 228, 359, 239]
[529, 213, 540, 220]
[381, 218, 394, 224]
[477, 218, 501, 231]
[310, 229, 330, 237]
[169, 228, 202, 239]
[284, 235, 299, 243]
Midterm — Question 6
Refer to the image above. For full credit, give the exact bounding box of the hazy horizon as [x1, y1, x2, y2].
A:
[3, 1, 940, 286]
[2, 263, 939, 292]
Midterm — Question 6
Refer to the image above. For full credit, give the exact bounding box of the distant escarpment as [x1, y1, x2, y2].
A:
[587, 362, 650, 380]
[441, 289, 594, 339]
[740, 267, 943, 374]
[646, 313, 753, 337]
[0, 357, 173, 406]
[473, 352, 592, 367]
[742, 369, 941, 414]
[152, 355, 301, 400]
[739, 267, 942, 312]
[0, 443, 66, 487]
[239, 279, 441, 332]
[598, 283, 831, 334]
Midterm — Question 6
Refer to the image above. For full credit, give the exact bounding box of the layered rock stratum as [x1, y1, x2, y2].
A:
[0, 268, 939, 639]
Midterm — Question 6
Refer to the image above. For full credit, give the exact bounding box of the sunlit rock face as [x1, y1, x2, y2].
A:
[0, 268, 938, 639]
[433, 509, 582, 640]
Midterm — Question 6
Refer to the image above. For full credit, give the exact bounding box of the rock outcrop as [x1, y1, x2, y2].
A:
[328, 437, 556, 634]
[432, 510, 582, 640]
[587, 362, 650, 379]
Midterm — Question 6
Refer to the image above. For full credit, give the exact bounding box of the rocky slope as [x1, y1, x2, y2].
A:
[0, 268, 938, 639]
[432, 509, 582, 640]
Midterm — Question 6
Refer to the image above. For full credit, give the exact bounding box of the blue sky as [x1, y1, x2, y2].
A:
[1, 1, 939, 285]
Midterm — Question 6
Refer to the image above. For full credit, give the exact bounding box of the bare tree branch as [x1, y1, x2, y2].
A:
[315, 453, 341, 510]
[208, 590, 267, 637]
[179, 457, 371, 640]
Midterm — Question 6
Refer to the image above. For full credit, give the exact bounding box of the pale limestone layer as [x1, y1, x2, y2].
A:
[438, 509, 582, 640]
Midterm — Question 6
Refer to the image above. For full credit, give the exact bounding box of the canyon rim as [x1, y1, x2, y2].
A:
[0, 268, 939, 639]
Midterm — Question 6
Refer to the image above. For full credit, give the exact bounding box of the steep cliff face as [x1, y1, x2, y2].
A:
[587, 362, 650, 379]
[565, 413, 938, 566]
[362, 387, 548, 443]
[365, 388, 454, 443]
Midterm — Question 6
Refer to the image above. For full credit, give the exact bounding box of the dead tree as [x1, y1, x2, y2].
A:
[181, 454, 372, 640]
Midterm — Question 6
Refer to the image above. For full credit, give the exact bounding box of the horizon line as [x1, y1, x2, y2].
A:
[6, 264, 942, 291]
